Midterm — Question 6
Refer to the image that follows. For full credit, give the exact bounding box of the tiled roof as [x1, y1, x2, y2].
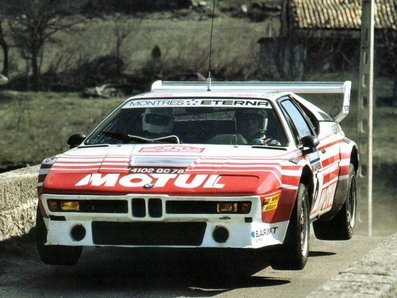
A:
[291, 0, 397, 30]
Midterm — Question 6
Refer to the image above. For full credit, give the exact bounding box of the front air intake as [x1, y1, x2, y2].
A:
[92, 222, 206, 246]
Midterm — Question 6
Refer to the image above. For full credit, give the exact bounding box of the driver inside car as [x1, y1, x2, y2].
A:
[234, 109, 281, 146]
[141, 108, 175, 138]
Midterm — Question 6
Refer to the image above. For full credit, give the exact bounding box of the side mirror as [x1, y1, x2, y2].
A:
[67, 134, 86, 148]
[301, 135, 319, 151]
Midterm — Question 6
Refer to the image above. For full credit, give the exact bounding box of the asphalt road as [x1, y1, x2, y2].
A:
[0, 231, 384, 298]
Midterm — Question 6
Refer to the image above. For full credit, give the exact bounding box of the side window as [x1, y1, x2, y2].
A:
[279, 98, 315, 141]
[295, 100, 320, 134]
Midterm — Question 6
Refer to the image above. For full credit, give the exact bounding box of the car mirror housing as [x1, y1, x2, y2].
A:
[67, 134, 86, 148]
[301, 135, 319, 150]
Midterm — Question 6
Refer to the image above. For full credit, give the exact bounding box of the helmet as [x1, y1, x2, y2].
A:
[142, 108, 174, 135]
[235, 109, 268, 137]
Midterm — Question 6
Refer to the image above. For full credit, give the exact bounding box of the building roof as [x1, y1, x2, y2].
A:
[291, 0, 397, 30]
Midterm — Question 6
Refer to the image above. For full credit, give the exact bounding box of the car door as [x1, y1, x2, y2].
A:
[278, 97, 335, 217]
[294, 98, 342, 216]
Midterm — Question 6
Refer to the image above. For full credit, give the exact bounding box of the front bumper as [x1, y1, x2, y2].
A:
[40, 194, 289, 249]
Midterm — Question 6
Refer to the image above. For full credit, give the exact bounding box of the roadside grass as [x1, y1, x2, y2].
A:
[8, 15, 265, 79]
[0, 91, 122, 167]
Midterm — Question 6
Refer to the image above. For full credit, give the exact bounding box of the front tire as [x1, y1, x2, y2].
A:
[270, 183, 310, 270]
[36, 206, 82, 265]
[313, 164, 357, 240]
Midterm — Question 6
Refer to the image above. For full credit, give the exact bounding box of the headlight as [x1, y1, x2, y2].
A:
[217, 202, 238, 213]
[216, 201, 251, 214]
[47, 200, 80, 211]
[46, 199, 128, 213]
[60, 201, 80, 211]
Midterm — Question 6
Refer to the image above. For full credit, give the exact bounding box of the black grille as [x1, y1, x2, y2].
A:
[131, 198, 163, 218]
[48, 199, 128, 213]
[131, 199, 145, 217]
[166, 201, 217, 214]
[92, 222, 206, 246]
[166, 200, 251, 214]
[148, 199, 162, 217]
[84, 200, 127, 213]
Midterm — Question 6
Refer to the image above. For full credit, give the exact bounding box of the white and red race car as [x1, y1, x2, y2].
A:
[36, 80, 358, 270]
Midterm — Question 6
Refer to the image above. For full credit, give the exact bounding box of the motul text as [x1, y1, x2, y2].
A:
[75, 173, 225, 189]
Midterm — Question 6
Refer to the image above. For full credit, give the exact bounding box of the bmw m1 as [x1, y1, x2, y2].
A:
[36, 80, 358, 270]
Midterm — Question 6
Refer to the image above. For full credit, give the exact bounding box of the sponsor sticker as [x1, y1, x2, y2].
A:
[289, 157, 301, 164]
[139, 146, 204, 153]
[308, 150, 322, 171]
[251, 227, 278, 238]
[75, 173, 225, 189]
[123, 99, 272, 108]
[262, 194, 279, 212]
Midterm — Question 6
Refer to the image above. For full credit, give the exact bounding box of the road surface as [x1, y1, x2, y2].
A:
[0, 231, 384, 298]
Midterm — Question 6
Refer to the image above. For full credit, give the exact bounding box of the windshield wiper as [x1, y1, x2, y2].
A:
[151, 135, 181, 144]
[102, 131, 181, 144]
[252, 145, 287, 150]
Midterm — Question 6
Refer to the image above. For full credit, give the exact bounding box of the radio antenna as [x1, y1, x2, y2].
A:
[207, 0, 216, 91]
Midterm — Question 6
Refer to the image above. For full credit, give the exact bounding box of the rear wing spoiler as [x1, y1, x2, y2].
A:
[151, 80, 352, 123]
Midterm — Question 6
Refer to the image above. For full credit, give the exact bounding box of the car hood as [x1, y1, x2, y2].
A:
[42, 144, 294, 195]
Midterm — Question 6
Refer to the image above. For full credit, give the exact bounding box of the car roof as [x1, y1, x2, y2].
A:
[132, 89, 283, 100]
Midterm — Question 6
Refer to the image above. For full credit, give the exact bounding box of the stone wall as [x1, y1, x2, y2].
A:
[0, 165, 39, 241]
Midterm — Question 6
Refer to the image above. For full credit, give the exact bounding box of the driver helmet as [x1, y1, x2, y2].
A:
[235, 109, 268, 137]
[142, 108, 174, 134]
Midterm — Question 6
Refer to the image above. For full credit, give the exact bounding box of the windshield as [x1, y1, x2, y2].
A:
[85, 98, 287, 146]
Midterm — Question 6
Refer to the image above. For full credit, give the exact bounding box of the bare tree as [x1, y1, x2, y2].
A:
[7, 0, 79, 91]
[112, 17, 141, 76]
[0, 20, 9, 77]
